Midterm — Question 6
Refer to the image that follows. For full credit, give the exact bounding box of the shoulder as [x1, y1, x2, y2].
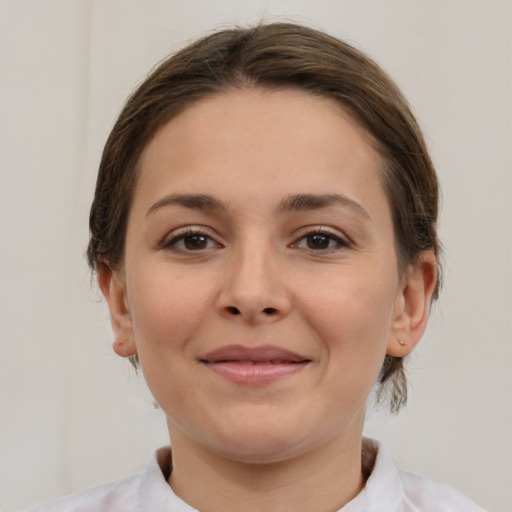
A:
[399, 471, 487, 511]
[19, 446, 186, 512]
[20, 472, 142, 512]
[361, 438, 486, 512]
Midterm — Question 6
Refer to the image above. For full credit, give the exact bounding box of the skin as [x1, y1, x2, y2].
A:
[99, 88, 436, 512]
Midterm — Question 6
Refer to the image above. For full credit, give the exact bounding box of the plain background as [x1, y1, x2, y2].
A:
[0, 1, 510, 511]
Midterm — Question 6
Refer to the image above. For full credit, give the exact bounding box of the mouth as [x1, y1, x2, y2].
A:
[199, 345, 311, 385]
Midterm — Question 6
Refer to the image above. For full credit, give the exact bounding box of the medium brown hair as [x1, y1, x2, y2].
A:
[87, 22, 441, 413]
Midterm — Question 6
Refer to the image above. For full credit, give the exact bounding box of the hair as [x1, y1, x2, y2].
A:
[87, 22, 441, 413]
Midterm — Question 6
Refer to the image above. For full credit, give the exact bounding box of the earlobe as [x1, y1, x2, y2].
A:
[97, 264, 138, 358]
[387, 252, 437, 357]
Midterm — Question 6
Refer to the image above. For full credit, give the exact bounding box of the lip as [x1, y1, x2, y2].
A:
[199, 344, 311, 385]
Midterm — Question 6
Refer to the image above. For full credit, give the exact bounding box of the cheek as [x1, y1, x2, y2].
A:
[127, 267, 218, 411]
[297, 268, 398, 400]
[128, 265, 216, 353]
[300, 271, 397, 348]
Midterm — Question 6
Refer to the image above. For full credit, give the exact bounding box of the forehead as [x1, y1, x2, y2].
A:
[136, 88, 383, 199]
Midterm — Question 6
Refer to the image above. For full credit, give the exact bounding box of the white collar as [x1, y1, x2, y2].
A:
[137, 438, 407, 512]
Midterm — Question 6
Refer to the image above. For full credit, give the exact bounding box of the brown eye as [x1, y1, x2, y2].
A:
[162, 230, 220, 252]
[183, 234, 208, 250]
[306, 234, 331, 249]
[293, 230, 349, 252]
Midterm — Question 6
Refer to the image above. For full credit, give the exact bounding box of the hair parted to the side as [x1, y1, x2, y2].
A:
[87, 22, 441, 413]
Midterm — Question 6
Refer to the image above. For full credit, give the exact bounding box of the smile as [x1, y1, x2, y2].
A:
[199, 345, 311, 385]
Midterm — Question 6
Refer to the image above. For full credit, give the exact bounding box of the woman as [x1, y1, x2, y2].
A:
[27, 22, 484, 511]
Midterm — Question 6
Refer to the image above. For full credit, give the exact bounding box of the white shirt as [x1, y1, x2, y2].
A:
[22, 439, 486, 512]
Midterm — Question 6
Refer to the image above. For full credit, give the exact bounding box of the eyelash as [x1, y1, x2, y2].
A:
[160, 227, 221, 252]
[292, 228, 350, 252]
[160, 227, 350, 253]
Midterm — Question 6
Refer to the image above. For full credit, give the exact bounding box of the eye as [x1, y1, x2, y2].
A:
[293, 230, 349, 251]
[161, 228, 221, 252]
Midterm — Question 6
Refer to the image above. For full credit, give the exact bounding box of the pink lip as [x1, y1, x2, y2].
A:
[199, 344, 311, 385]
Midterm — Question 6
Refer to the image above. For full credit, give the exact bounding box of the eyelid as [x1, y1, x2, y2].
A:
[158, 224, 351, 252]
[159, 225, 223, 251]
[290, 226, 352, 250]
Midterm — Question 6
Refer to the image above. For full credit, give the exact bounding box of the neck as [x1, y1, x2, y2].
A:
[167, 425, 364, 512]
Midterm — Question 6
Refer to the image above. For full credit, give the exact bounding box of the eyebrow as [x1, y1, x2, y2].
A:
[146, 192, 370, 220]
[147, 194, 227, 216]
[278, 193, 371, 220]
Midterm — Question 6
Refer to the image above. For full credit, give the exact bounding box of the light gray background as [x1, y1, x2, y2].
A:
[0, 1, 510, 511]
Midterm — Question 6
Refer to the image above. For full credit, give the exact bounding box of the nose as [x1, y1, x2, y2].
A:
[217, 240, 291, 324]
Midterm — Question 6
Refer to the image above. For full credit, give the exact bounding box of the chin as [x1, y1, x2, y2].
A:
[203, 419, 324, 465]
[215, 437, 308, 465]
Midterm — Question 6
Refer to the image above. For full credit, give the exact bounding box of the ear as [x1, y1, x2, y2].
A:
[97, 264, 137, 359]
[387, 251, 437, 357]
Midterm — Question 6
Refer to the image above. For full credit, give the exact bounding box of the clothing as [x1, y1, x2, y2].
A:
[23, 439, 485, 512]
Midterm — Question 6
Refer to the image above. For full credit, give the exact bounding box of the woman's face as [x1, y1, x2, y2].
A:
[101, 89, 433, 464]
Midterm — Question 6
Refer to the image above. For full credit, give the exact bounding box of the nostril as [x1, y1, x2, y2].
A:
[263, 307, 278, 315]
[227, 306, 240, 315]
